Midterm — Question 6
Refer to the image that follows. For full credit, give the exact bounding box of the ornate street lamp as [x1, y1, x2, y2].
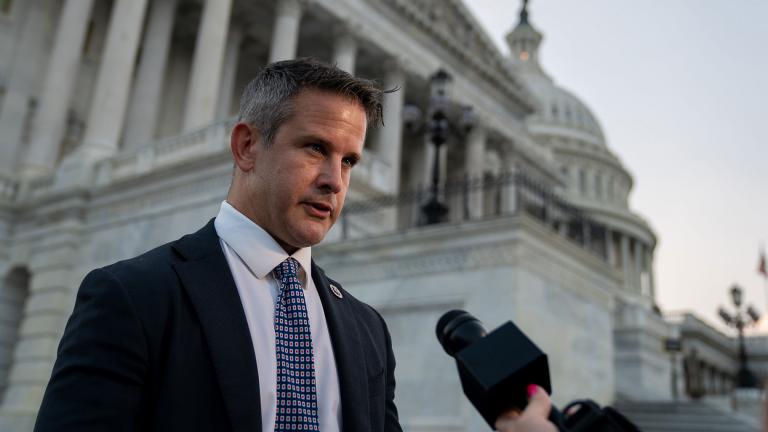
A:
[421, 69, 452, 225]
[718, 284, 761, 389]
[417, 70, 479, 225]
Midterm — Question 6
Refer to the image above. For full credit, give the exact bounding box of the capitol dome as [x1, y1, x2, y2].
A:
[505, 0, 656, 249]
[505, 1, 607, 150]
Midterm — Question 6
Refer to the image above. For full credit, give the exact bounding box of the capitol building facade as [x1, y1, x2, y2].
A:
[0, 0, 758, 430]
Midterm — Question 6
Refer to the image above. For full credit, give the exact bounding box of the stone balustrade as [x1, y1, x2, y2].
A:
[14, 119, 394, 204]
[0, 174, 19, 202]
[95, 118, 234, 185]
[351, 151, 392, 193]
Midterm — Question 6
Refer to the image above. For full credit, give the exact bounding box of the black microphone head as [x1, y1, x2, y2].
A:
[436, 309, 488, 356]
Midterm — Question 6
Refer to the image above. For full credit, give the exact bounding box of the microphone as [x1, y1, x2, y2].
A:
[436, 310, 563, 429]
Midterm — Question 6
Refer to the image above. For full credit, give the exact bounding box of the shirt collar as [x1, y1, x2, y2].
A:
[214, 201, 312, 281]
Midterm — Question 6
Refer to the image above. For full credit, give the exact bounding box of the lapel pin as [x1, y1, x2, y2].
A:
[330, 284, 343, 299]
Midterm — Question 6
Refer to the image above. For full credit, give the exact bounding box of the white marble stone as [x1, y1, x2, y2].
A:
[183, 0, 233, 131]
[216, 25, 243, 120]
[21, 0, 95, 178]
[0, 0, 57, 176]
[80, 0, 149, 157]
[269, 0, 303, 63]
[123, 0, 179, 149]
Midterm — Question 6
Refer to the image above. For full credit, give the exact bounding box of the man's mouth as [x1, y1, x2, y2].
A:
[303, 201, 333, 218]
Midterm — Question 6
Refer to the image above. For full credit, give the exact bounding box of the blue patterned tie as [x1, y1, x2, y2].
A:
[272, 258, 319, 431]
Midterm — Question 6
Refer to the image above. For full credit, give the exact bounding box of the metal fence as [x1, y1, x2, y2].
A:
[339, 172, 610, 262]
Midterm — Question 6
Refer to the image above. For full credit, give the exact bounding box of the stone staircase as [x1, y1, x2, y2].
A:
[613, 401, 761, 432]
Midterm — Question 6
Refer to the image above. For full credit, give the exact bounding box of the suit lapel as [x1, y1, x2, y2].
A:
[312, 261, 370, 432]
[172, 220, 262, 432]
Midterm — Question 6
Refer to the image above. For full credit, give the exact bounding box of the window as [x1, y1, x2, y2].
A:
[579, 169, 586, 194]
[0, 267, 30, 403]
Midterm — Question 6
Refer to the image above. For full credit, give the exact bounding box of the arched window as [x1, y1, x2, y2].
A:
[0, 267, 30, 403]
[578, 169, 586, 194]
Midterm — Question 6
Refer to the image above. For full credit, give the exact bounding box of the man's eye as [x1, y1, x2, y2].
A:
[309, 143, 324, 154]
[342, 158, 358, 168]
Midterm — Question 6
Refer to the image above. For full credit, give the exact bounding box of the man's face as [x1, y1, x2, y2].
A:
[238, 89, 366, 253]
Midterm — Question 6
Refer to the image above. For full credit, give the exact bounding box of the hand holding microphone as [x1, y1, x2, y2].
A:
[495, 385, 556, 432]
[436, 310, 640, 432]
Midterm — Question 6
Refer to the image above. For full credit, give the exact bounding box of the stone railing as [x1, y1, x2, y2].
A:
[95, 119, 235, 185]
[17, 119, 396, 201]
[0, 173, 19, 202]
[337, 171, 610, 261]
[26, 175, 54, 200]
[351, 151, 392, 193]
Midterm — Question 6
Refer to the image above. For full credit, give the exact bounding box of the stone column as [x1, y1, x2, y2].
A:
[646, 247, 656, 304]
[268, 0, 304, 63]
[182, 0, 234, 131]
[585, 167, 595, 199]
[123, 0, 179, 149]
[332, 26, 357, 74]
[216, 25, 243, 120]
[374, 63, 406, 194]
[620, 234, 631, 291]
[408, 133, 431, 226]
[0, 220, 81, 429]
[20, 0, 95, 178]
[570, 165, 580, 194]
[634, 239, 643, 295]
[465, 125, 486, 219]
[606, 228, 617, 268]
[79, 0, 149, 159]
[0, 0, 59, 176]
[501, 156, 518, 214]
[646, 247, 656, 301]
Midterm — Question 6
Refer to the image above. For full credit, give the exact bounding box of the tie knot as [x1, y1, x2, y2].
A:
[272, 257, 300, 282]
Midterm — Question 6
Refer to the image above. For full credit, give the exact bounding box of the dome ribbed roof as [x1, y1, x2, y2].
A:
[505, 0, 607, 148]
[522, 73, 606, 147]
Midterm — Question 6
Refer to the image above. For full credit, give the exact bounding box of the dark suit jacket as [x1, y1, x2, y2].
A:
[34, 220, 402, 432]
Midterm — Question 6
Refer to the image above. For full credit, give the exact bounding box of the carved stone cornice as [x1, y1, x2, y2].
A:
[371, 0, 536, 115]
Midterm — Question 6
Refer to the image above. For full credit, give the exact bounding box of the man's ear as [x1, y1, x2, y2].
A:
[230, 123, 261, 172]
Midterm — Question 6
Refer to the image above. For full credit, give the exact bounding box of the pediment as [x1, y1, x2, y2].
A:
[374, 0, 536, 114]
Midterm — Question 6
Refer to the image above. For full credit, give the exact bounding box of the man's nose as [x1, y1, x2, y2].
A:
[317, 159, 343, 194]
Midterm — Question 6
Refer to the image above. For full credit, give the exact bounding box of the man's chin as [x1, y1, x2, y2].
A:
[290, 223, 331, 248]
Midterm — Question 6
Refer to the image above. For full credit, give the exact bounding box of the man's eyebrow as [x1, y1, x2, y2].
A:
[347, 152, 362, 163]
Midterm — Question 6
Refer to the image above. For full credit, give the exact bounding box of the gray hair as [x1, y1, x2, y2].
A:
[237, 57, 384, 147]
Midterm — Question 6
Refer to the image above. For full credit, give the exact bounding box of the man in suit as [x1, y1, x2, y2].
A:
[34, 58, 401, 432]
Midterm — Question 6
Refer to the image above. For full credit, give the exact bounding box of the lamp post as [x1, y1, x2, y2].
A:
[421, 69, 451, 225]
[417, 69, 478, 225]
[718, 284, 761, 389]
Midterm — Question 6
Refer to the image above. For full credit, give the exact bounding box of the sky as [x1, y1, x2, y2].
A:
[464, 0, 768, 332]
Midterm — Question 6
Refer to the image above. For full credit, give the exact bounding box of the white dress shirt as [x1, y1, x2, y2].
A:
[214, 201, 341, 432]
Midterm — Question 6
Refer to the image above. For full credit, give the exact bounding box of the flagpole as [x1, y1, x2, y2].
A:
[760, 243, 768, 317]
